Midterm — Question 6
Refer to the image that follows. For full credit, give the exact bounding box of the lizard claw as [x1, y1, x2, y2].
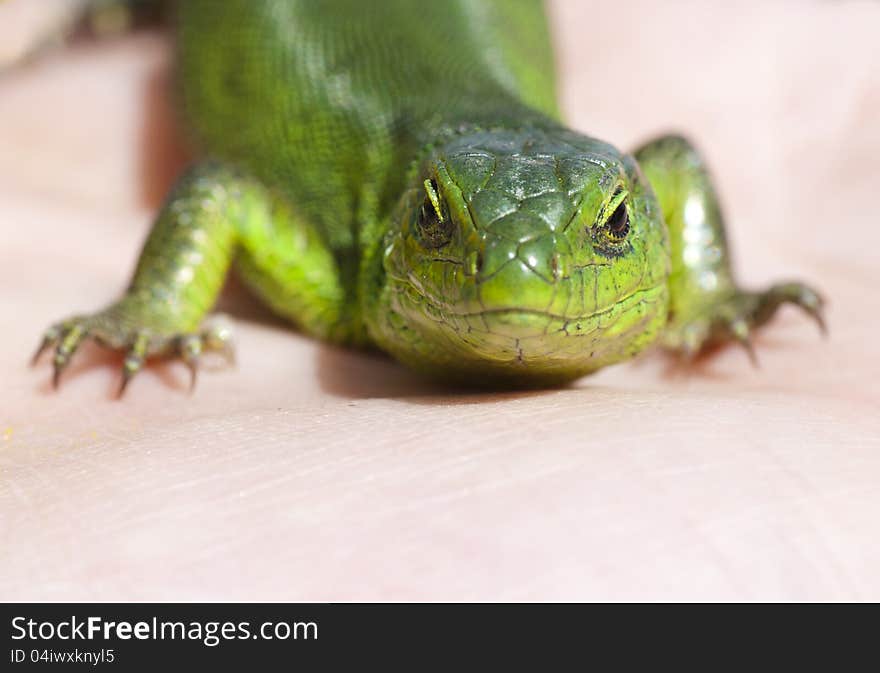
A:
[33, 306, 235, 395]
[118, 333, 149, 397]
[727, 317, 759, 368]
[663, 280, 826, 364]
[201, 315, 236, 366]
[179, 334, 202, 393]
[766, 282, 827, 338]
[50, 322, 89, 388]
[31, 325, 62, 366]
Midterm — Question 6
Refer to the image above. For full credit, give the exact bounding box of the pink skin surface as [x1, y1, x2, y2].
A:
[0, 1, 878, 600]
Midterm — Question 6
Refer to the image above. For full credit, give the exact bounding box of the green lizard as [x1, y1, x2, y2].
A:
[32, 0, 825, 392]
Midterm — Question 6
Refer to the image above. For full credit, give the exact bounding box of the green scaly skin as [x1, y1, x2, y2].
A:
[33, 0, 825, 393]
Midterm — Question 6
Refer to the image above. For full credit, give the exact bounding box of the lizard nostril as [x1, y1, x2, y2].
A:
[468, 249, 484, 276]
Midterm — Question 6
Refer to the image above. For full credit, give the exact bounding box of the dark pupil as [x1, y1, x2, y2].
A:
[417, 181, 453, 249]
[606, 201, 630, 239]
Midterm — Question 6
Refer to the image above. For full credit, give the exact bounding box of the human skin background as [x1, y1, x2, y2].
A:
[0, 0, 878, 600]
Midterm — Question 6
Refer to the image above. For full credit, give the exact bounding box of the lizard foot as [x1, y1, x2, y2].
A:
[31, 307, 235, 396]
[663, 281, 826, 365]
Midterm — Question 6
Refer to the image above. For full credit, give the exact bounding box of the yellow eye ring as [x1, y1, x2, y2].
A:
[415, 179, 453, 249]
[604, 200, 630, 241]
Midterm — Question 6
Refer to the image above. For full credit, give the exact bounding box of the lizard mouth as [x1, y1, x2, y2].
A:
[396, 282, 666, 342]
[383, 280, 667, 385]
[426, 286, 661, 323]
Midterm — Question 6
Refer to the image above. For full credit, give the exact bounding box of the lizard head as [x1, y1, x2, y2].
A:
[371, 128, 670, 386]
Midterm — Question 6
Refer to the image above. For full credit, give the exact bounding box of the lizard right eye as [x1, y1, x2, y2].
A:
[415, 179, 453, 249]
[605, 200, 630, 241]
[591, 186, 631, 257]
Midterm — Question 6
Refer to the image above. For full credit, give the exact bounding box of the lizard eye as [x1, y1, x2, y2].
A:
[605, 200, 630, 241]
[591, 187, 631, 256]
[415, 179, 453, 249]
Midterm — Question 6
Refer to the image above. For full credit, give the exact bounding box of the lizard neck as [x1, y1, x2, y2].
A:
[409, 92, 563, 150]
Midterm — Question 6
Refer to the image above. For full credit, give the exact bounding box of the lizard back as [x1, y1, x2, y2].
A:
[175, 0, 559, 256]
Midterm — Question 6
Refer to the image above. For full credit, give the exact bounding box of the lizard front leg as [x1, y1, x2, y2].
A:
[33, 163, 240, 393]
[33, 162, 345, 395]
[634, 134, 825, 362]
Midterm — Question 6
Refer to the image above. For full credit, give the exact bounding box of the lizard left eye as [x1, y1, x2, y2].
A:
[415, 179, 453, 249]
[605, 201, 630, 241]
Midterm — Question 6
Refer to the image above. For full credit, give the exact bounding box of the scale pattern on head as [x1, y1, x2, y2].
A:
[368, 128, 670, 385]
